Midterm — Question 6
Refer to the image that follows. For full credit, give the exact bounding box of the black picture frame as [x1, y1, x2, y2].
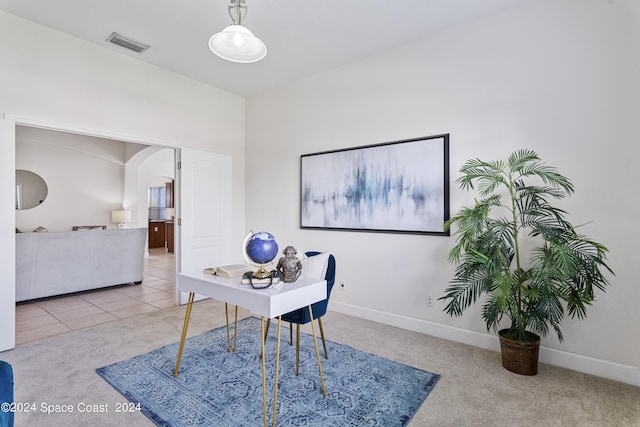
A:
[300, 134, 450, 235]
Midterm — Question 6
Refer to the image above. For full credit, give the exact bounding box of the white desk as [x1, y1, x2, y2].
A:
[173, 271, 327, 427]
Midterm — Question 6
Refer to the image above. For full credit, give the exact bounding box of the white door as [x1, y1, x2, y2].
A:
[0, 118, 16, 351]
[177, 148, 232, 304]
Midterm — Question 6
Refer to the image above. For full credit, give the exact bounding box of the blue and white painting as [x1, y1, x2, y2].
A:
[301, 135, 449, 234]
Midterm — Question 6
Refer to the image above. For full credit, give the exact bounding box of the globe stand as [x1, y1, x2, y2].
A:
[242, 231, 279, 282]
[251, 266, 271, 280]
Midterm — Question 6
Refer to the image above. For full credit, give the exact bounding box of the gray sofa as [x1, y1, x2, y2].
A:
[16, 228, 147, 302]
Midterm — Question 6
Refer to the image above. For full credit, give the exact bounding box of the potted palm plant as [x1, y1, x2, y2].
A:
[440, 149, 613, 375]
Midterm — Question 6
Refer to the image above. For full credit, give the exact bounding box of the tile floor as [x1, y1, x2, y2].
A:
[15, 248, 176, 345]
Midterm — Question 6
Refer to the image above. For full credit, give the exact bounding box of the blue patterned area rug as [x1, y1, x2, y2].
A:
[97, 317, 440, 426]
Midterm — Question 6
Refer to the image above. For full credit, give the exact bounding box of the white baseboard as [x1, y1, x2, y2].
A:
[329, 301, 640, 387]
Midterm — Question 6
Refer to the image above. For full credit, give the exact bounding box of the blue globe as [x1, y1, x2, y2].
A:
[244, 231, 279, 265]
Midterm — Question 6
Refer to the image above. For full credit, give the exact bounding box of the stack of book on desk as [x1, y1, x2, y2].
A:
[240, 271, 282, 289]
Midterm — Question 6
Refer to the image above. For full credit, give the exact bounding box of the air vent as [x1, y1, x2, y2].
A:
[106, 32, 150, 53]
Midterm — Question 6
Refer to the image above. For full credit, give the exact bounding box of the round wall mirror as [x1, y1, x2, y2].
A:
[16, 170, 48, 210]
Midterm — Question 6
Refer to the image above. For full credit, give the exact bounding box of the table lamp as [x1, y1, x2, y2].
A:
[111, 210, 131, 229]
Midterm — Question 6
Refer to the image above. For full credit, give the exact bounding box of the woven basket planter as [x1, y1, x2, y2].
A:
[498, 329, 540, 376]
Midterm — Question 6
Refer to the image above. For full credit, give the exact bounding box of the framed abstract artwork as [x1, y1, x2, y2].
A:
[300, 134, 450, 235]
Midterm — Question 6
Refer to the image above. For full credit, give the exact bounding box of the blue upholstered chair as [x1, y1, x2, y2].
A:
[282, 251, 336, 375]
[0, 361, 14, 427]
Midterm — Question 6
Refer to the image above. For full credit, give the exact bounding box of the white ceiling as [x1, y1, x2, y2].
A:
[0, 0, 528, 98]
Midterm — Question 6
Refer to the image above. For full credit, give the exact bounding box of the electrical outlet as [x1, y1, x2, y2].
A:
[426, 295, 434, 308]
[339, 281, 345, 291]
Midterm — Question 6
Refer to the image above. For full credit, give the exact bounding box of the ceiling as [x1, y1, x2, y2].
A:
[0, 0, 528, 98]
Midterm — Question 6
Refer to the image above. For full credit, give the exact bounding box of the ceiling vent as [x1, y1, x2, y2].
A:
[106, 32, 150, 53]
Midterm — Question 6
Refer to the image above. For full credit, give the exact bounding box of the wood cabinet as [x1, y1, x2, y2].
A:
[148, 221, 166, 248]
[166, 221, 174, 253]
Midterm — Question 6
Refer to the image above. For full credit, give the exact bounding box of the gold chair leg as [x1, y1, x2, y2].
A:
[289, 322, 293, 346]
[233, 305, 238, 353]
[308, 306, 326, 397]
[295, 324, 300, 375]
[225, 303, 231, 353]
[265, 318, 271, 340]
[174, 292, 195, 378]
[318, 317, 328, 359]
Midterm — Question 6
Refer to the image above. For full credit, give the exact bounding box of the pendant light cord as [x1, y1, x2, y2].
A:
[228, 0, 247, 26]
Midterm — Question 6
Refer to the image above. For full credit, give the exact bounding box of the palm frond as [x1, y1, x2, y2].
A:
[507, 149, 574, 194]
[439, 262, 494, 317]
[507, 149, 540, 172]
[482, 296, 503, 333]
[457, 158, 510, 194]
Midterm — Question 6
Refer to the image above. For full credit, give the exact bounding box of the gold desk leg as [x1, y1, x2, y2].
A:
[225, 303, 231, 353]
[289, 322, 293, 346]
[273, 316, 282, 427]
[173, 292, 195, 378]
[318, 317, 328, 359]
[233, 305, 238, 353]
[261, 318, 271, 360]
[308, 305, 327, 397]
[260, 317, 267, 427]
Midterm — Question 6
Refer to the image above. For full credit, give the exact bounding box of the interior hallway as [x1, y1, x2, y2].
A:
[15, 248, 175, 345]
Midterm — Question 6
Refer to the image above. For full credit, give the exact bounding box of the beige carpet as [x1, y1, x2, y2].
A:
[2, 299, 639, 427]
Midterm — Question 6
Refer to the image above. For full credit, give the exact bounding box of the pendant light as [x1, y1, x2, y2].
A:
[209, 0, 267, 63]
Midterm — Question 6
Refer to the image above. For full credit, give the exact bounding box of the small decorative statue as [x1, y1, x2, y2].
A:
[276, 246, 303, 283]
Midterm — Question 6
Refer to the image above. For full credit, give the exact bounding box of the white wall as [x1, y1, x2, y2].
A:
[15, 126, 127, 232]
[246, 0, 640, 384]
[0, 10, 246, 350]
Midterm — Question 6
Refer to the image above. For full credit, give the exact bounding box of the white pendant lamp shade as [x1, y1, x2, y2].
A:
[209, 24, 267, 63]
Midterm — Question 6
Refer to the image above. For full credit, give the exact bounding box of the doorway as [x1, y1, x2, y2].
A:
[7, 119, 180, 350]
[4, 116, 234, 350]
[148, 177, 175, 252]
